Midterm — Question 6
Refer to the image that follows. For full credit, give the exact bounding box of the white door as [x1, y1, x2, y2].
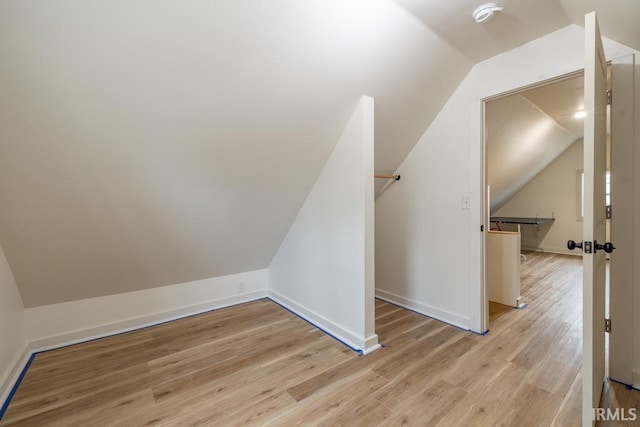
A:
[582, 11, 608, 426]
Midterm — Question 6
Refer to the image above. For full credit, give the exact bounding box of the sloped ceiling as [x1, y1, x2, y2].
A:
[486, 96, 579, 213]
[0, 0, 636, 306]
[394, 0, 640, 62]
[0, 0, 473, 306]
[487, 75, 584, 213]
[521, 75, 585, 137]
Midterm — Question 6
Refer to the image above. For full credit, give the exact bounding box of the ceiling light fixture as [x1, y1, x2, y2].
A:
[574, 110, 587, 119]
[472, 3, 505, 23]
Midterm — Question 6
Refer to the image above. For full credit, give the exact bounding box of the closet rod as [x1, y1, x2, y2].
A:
[374, 174, 401, 181]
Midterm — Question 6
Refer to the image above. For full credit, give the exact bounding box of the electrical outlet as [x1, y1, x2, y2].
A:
[237, 283, 245, 293]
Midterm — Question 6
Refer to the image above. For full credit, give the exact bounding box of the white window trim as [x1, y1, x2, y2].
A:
[577, 169, 610, 222]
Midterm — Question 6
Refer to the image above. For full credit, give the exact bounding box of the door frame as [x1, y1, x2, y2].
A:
[477, 52, 636, 398]
[608, 53, 636, 386]
[479, 69, 585, 333]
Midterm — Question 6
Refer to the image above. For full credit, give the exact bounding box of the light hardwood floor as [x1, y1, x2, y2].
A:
[2, 252, 639, 425]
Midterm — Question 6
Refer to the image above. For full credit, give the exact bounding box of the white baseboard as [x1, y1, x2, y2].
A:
[25, 269, 270, 350]
[30, 290, 268, 352]
[0, 342, 32, 415]
[267, 290, 379, 354]
[362, 343, 382, 355]
[375, 289, 470, 331]
[521, 246, 582, 256]
[3, 286, 382, 415]
[1, 290, 268, 417]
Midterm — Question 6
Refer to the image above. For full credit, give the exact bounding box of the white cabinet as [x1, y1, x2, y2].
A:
[487, 230, 523, 308]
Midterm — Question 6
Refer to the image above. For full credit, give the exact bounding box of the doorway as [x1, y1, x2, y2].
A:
[481, 54, 637, 398]
[483, 71, 589, 324]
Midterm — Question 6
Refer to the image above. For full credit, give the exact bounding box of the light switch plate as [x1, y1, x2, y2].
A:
[462, 196, 470, 210]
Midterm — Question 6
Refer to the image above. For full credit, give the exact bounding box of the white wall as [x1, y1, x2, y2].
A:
[376, 25, 638, 333]
[269, 96, 378, 354]
[25, 269, 268, 350]
[0, 0, 472, 308]
[633, 55, 640, 389]
[0, 244, 27, 407]
[494, 139, 583, 255]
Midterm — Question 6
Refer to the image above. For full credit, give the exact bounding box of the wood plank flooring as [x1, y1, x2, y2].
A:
[2, 251, 639, 425]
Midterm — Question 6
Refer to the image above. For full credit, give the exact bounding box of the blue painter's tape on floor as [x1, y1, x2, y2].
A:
[266, 297, 362, 355]
[375, 297, 478, 335]
[0, 352, 36, 420]
[0, 298, 270, 419]
[1, 297, 365, 418]
[609, 377, 639, 392]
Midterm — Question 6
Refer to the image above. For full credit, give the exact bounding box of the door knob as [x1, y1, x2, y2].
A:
[567, 240, 582, 251]
[595, 241, 616, 254]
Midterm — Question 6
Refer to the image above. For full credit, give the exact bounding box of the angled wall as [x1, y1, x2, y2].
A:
[494, 139, 584, 254]
[0, 244, 26, 407]
[269, 96, 378, 354]
[0, 0, 471, 308]
[486, 95, 579, 214]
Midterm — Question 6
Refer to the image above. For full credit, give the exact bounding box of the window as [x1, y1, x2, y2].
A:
[605, 172, 611, 205]
[577, 170, 611, 221]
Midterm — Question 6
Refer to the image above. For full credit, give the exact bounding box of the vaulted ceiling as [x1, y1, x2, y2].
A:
[0, 0, 637, 306]
[487, 75, 584, 213]
[395, 0, 640, 61]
